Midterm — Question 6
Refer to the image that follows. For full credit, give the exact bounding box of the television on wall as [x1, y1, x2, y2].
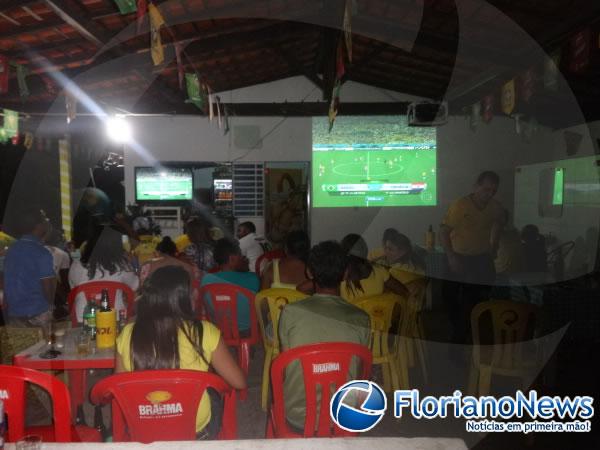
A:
[135, 167, 193, 201]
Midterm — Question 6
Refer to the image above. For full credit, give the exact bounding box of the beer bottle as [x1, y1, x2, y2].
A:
[96, 289, 116, 349]
[82, 298, 98, 340]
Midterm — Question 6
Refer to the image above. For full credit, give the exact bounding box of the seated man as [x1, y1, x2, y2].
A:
[201, 238, 260, 333]
[3, 208, 56, 327]
[236, 221, 265, 273]
[278, 240, 370, 432]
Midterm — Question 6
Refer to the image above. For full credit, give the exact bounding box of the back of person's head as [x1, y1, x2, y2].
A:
[308, 241, 347, 289]
[214, 238, 242, 266]
[16, 207, 48, 237]
[80, 225, 130, 278]
[239, 221, 256, 234]
[341, 234, 372, 295]
[476, 170, 500, 186]
[156, 236, 177, 256]
[186, 216, 211, 242]
[385, 231, 425, 270]
[132, 266, 205, 370]
[382, 228, 398, 244]
[521, 224, 541, 243]
[285, 230, 310, 262]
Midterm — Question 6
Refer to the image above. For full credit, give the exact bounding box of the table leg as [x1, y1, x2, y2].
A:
[68, 369, 87, 424]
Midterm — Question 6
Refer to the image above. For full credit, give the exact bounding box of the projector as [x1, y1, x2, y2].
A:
[407, 101, 448, 127]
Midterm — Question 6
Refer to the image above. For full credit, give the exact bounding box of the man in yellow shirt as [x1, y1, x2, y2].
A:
[440, 171, 505, 344]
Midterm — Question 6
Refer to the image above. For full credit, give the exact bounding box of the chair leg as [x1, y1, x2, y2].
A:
[381, 362, 392, 393]
[415, 338, 428, 383]
[406, 338, 416, 367]
[261, 346, 273, 411]
[478, 366, 492, 397]
[467, 365, 479, 396]
[396, 340, 410, 390]
[266, 414, 275, 438]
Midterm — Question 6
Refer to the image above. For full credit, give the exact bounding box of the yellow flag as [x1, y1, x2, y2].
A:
[148, 3, 165, 66]
[501, 79, 515, 115]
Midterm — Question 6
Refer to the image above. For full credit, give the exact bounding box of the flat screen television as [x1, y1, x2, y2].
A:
[135, 167, 193, 201]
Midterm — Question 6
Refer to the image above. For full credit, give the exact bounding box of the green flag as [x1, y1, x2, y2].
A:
[113, 0, 137, 15]
[185, 73, 206, 111]
[3, 109, 18, 138]
[16, 64, 29, 98]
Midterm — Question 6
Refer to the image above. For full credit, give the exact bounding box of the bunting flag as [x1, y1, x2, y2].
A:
[520, 67, 535, 103]
[501, 79, 515, 116]
[15, 64, 29, 98]
[223, 105, 230, 136]
[544, 50, 561, 91]
[328, 81, 342, 132]
[175, 42, 184, 90]
[148, 3, 165, 66]
[24, 132, 34, 150]
[216, 95, 223, 129]
[136, 0, 147, 34]
[568, 28, 591, 74]
[66, 91, 77, 124]
[113, 0, 137, 15]
[343, 0, 353, 62]
[336, 39, 346, 80]
[3, 109, 19, 138]
[482, 94, 494, 123]
[185, 73, 204, 111]
[469, 102, 481, 131]
[0, 55, 9, 94]
[208, 87, 214, 122]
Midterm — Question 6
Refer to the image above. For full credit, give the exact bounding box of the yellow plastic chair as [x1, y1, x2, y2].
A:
[354, 293, 405, 393]
[255, 288, 307, 411]
[402, 279, 429, 384]
[468, 299, 540, 396]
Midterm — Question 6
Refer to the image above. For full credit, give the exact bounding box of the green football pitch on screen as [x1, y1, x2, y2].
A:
[312, 116, 437, 208]
[136, 172, 193, 201]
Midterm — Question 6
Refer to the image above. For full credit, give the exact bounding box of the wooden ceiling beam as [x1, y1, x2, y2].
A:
[43, 0, 105, 47]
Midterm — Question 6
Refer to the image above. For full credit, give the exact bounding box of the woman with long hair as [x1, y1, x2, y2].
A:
[260, 230, 311, 290]
[340, 233, 408, 302]
[116, 265, 246, 438]
[69, 225, 139, 322]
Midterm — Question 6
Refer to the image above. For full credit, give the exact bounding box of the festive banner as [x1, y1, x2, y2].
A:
[113, 0, 137, 15]
[520, 67, 535, 103]
[66, 91, 77, 124]
[568, 28, 591, 74]
[148, 3, 165, 66]
[223, 104, 230, 136]
[0, 55, 9, 94]
[136, 0, 147, 34]
[501, 79, 515, 116]
[328, 82, 342, 132]
[544, 50, 562, 90]
[24, 132, 34, 150]
[208, 87, 214, 122]
[216, 95, 223, 129]
[336, 39, 346, 80]
[482, 94, 494, 123]
[343, 0, 352, 62]
[469, 102, 481, 131]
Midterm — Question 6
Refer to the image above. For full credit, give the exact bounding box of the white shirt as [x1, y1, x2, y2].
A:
[68, 260, 139, 322]
[45, 245, 71, 277]
[238, 233, 264, 273]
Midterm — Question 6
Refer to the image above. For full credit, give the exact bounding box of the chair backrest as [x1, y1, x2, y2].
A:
[0, 365, 72, 442]
[471, 299, 539, 369]
[255, 249, 286, 275]
[355, 293, 401, 358]
[67, 280, 136, 326]
[90, 369, 236, 443]
[198, 283, 259, 346]
[270, 342, 372, 437]
[255, 288, 308, 351]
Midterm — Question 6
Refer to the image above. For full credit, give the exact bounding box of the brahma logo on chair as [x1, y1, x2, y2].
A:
[0, 389, 9, 400]
[138, 390, 183, 418]
[313, 362, 340, 374]
[330, 380, 387, 432]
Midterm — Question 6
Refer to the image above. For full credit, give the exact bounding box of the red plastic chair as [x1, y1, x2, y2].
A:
[0, 365, 101, 442]
[90, 369, 237, 443]
[67, 280, 136, 326]
[255, 249, 286, 275]
[198, 283, 259, 400]
[267, 342, 373, 438]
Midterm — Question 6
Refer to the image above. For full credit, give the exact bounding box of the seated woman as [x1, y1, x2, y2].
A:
[260, 230, 310, 292]
[116, 266, 246, 438]
[377, 231, 426, 285]
[69, 225, 139, 323]
[340, 234, 408, 302]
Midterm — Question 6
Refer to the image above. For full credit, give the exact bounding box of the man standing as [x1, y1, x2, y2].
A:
[236, 221, 264, 273]
[440, 171, 505, 343]
[278, 241, 370, 432]
[3, 208, 56, 327]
